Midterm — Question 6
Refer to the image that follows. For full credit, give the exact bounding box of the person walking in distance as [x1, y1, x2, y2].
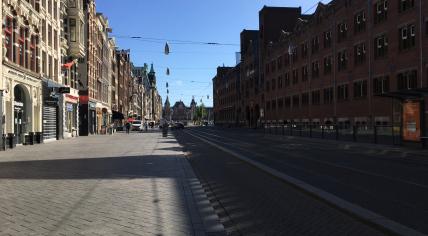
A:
[125, 122, 131, 134]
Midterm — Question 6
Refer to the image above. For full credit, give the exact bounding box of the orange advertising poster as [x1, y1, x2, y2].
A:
[402, 101, 421, 142]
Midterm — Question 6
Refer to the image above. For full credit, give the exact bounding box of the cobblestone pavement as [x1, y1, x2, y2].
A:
[174, 129, 388, 236]
[0, 131, 224, 236]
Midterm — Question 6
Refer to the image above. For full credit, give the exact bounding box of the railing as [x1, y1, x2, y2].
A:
[260, 120, 402, 146]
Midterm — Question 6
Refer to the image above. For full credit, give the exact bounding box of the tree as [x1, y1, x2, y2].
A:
[194, 103, 206, 125]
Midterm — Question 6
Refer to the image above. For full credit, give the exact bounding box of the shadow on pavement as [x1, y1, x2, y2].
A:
[0, 155, 187, 179]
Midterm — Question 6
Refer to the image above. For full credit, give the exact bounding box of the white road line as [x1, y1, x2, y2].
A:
[191, 129, 428, 190]
[184, 130, 427, 236]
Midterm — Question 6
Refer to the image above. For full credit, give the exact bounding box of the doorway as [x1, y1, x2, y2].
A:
[14, 85, 27, 144]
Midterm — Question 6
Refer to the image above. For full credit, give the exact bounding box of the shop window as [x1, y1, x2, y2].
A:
[399, 24, 416, 51]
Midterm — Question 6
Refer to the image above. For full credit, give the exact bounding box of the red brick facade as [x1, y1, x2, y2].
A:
[213, 0, 428, 142]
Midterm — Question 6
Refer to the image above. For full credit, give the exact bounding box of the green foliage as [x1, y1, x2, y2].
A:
[194, 103, 206, 125]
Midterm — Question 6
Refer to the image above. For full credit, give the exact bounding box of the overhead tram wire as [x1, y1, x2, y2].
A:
[112, 35, 239, 46]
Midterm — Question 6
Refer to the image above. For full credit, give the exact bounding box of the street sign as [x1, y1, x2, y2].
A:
[58, 87, 70, 94]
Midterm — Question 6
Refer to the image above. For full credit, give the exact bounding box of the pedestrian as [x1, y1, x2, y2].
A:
[126, 122, 131, 134]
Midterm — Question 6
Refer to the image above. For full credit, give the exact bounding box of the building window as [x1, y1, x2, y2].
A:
[397, 70, 417, 90]
[337, 84, 349, 101]
[284, 54, 290, 67]
[277, 56, 282, 70]
[373, 75, 390, 94]
[30, 35, 37, 71]
[292, 69, 299, 84]
[301, 65, 308, 81]
[354, 10, 366, 33]
[48, 24, 52, 47]
[353, 80, 368, 98]
[291, 47, 298, 62]
[54, 29, 58, 50]
[53, 0, 57, 19]
[374, 34, 388, 58]
[337, 50, 348, 71]
[271, 61, 276, 72]
[354, 42, 366, 65]
[4, 17, 13, 61]
[266, 101, 271, 111]
[301, 42, 308, 58]
[292, 95, 300, 108]
[324, 55, 332, 75]
[272, 78, 276, 90]
[312, 61, 319, 79]
[265, 81, 270, 92]
[70, 18, 76, 42]
[324, 87, 334, 104]
[18, 28, 26, 66]
[278, 76, 283, 89]
[374, 0, 388, 24]
[311, 36, 319, 54]
[284, 96, 291, 108]
[69, 0, 76, 7]
[337, 21, 348, 42]
[271, 100, 276, 110]
[278, 98, 284, 109]
[324, 31, 332, 48]
[399, 0, 414, 13]
[284, 72, 290, 87]
[265, 64, 270, 75]
[312, 90, 321, 105]
[399, 24, 416, 51]
[301, 93, 309, 106]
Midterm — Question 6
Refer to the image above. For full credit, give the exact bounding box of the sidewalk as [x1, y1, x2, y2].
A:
[0, 132, 224, 235]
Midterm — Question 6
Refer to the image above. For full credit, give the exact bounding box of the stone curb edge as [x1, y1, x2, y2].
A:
[185, 130, 427, 236]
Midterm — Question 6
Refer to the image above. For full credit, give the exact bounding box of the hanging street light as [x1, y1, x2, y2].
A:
[164, 42, 170, 55]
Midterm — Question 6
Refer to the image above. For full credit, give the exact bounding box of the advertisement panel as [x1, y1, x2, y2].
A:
[403, 101, 421, 142]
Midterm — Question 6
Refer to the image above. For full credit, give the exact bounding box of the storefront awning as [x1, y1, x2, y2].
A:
[112, 111, 124, 120]
[376, 88, 428, 100]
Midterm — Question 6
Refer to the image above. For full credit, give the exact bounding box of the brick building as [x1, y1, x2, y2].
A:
[214, 0, 428, 144]
[213, 66, 241, 125]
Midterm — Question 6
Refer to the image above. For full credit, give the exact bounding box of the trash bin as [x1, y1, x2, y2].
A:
[0, 134, 6, 151]
[24, 132, 34, 145]
[35, 132, 43, 144]
[7, 133, 16, 149]
[162, 126, 168, 137]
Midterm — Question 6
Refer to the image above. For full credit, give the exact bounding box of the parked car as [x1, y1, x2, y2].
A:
[173, 122, 185, 129]
[131, 120, 143, 131]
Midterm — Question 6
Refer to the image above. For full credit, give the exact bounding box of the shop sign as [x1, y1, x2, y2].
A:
[66, 103, 74, 112]
[403, 101, 421, 142]
[65, 94, 79, 103]
[14, 101, 24, 107]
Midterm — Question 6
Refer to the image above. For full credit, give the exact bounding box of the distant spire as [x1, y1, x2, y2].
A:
[150, 63, 155, 73]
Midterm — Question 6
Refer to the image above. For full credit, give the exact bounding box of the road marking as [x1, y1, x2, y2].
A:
[184, 130, 427, 236]
[193, 129, 428, 190]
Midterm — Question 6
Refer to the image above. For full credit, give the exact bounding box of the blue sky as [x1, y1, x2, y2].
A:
[97, 0, 327, 107]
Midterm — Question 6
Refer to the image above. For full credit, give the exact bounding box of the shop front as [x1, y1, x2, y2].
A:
[2, 66, 42, 146]
[64, 92, 79, 138]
